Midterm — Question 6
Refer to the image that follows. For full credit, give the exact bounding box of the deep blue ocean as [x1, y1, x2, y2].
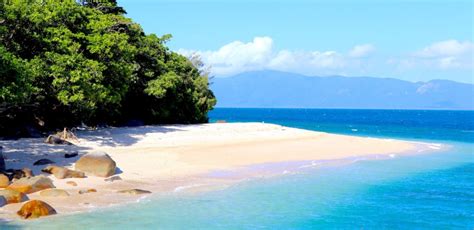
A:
[7, 108, 474, 229]
[210, 108, 474, 143]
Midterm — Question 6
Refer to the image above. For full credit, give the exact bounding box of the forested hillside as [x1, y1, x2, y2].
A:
[0, 0, 216, 137]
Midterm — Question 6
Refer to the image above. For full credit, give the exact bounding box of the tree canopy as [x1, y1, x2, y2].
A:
[0, 0, 216, 137]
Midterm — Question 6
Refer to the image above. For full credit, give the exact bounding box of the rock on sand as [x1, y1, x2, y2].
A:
[75, 152, 116, 177]
[39, 188, 70, 197]
[17, 200, 57, 219]
[7, 175, 55, 194]
[42, 165, 85, 179]
[0, 189, 28, 204]
[0, 174, 10, 188]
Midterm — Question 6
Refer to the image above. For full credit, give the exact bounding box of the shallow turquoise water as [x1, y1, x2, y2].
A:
[3, 109, 474, 229]
[12, 142, 473, 229]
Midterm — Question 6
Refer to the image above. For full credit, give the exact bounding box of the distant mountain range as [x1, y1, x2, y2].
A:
[210, 70, 474, 110]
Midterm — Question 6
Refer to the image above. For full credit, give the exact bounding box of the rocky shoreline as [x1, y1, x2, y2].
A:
[0, 133, 149, 220]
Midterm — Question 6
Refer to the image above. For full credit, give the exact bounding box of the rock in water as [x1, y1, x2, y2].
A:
[118, 189, 152, 195]
[0, 174, 10, 188]
[33, 159, 55, 166]
[39, 188, 70, 197]
[7, 175, 55, 194]
[0, 146, 5, 171]
[45, 135, 72, 145]
[17, 200, 57, 219]
[75, 152, 116, 177]
[0, 189, 28, 204]
[42, 165, 85, 179]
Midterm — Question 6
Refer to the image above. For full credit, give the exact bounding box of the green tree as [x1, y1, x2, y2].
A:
[0, 0, 215, 137]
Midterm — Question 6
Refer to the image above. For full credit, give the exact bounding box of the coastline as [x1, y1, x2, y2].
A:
[0, 123, 446, 220]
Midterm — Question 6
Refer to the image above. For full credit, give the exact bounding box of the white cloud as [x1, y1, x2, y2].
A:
[414, 40, 473, 58]
[267, 50, 345, 74]
[179, 37, 472, 77]
[393, 40, 474, 70]
[178, 37, 273, 75]
[348, 44, 375, 58]
[178, 36, 375, 76]
[439, 57, 461, 69]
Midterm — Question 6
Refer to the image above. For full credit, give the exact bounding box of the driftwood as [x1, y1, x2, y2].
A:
[45, 135, 72, 145]
[45, 128, 79, 145]
[55, 128, 79, 142]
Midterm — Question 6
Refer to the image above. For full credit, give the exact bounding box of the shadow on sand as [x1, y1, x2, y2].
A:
[0, 125, 188, 176]
[75, 125, 185, 147]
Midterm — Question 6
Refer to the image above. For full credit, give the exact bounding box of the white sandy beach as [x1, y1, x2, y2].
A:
[0, 123, 444, 219]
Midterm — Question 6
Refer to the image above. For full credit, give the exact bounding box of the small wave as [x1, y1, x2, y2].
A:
[383, 139, 396, 142]
[135, 196, 148, 203]
[298, 161, 321, 169]
[174, 183, 206, 192]
[81, 203, 96, 208]
[389, 154, 396, 158]
[351, 129, 358, 132]
[349, 158, 364, 163]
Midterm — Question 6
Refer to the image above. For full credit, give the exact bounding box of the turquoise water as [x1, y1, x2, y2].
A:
[5, 109, 474, 229]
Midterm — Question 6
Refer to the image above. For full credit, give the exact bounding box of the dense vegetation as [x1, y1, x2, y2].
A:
[0, 0, 216, 137]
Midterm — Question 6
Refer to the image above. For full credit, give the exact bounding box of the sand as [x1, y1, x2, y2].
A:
[0, 123, 444, 220]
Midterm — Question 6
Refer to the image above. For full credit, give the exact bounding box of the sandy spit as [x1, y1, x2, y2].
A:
[0, 123, 444, 220]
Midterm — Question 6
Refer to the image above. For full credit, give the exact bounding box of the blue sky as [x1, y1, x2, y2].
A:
[119, 0, 473, 83]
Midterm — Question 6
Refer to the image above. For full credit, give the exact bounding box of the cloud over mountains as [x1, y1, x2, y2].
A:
[179, 37, 473, 79]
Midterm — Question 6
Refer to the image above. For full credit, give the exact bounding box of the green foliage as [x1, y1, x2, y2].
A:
[145, 72, 180, 98]
[0, 0, 215, 137]
[0, 45, 35, 104]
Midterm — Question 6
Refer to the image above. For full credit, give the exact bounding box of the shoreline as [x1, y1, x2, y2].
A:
[0, 123, 446, 221]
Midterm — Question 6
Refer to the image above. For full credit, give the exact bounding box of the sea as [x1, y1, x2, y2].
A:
[5, 108, 474, 229]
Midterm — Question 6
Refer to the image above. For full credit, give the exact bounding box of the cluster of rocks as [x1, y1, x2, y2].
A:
[1, 144, 151, 220]
[0, 135, 153, 220]
[0, 175, 57, 219]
